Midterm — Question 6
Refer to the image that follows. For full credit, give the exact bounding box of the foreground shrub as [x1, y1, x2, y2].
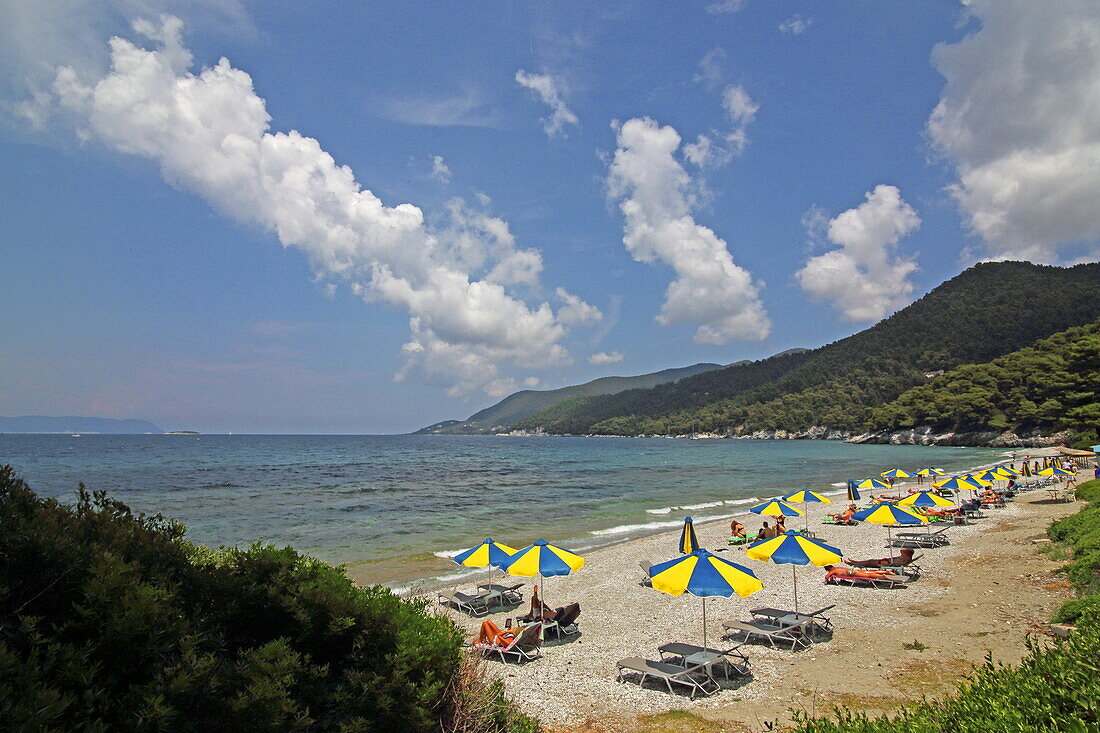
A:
[0, 466, 527, 731]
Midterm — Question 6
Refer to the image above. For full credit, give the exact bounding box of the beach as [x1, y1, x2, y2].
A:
[432, 468, 1084, 731]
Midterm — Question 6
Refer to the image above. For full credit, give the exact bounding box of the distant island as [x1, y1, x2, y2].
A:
[0, 416, 163, 434]
[165, 430, 201, 435]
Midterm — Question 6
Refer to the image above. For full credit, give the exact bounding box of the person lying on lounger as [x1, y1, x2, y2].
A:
[516, 585, 556, 622]
[730, 519, 746, 539]
[824, 564, 896, 581]
[845, 548, 915, 568]
[828, 504, 858, 524]
[916, 506, 957, 518]
[475, 619, 518, 647]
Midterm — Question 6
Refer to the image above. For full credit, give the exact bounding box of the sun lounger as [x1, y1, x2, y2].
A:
[826, 572, 908, 589]
[615, 657, 720, 698]
[750, 605, 835, 634]
[437, 588, 491, 617]
[473, 622, 543, 663]
[888, 528, 950, 549]
[821, 516, 858, 526]
[881, 554, 923, 579]
[639, 559, 653, 586]
[477, 582, 524, 605]
[657, 642, 751, 678]
[542, 602, 581, 640]
[722, 618, 812, 650]
[727, 533, 757, 545]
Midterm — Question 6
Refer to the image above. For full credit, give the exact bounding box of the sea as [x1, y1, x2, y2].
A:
[0, 434, 1004, 589]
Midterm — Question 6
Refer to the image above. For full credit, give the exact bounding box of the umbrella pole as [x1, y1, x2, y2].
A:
[702, 598, 708, 650]
[792, 565, 799, 615]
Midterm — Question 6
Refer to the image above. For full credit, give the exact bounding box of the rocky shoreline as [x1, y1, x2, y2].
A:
[498, 425, 1071, 448]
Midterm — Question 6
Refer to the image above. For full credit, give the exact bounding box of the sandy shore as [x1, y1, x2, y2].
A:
[430, 468, 1084, 732]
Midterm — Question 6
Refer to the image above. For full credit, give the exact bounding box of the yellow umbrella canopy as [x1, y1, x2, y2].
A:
[897, 491, 956, 508]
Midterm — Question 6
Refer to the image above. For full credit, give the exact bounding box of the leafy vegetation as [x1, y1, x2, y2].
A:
[0, 466, 535, 732]
[790, 478, 1100, 732]
[513, 262, 1100, 438]
[869, 320, 1100, 446]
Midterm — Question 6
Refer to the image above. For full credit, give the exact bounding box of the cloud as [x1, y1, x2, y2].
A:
[778, 15, 812, 35]
[928, 0, 1100, 263]
[47, 17, 599, 397]
[430, 155, 451, 184]
[706, 0, 744, 15]
[514, 69, 579, 138]
[375, 85, 500, 128]
[687, 51, 759, 167]
[796, 185, 921, 322]
[606, 117, 771, 344]
[555, 287, 602, 325]
[588, 351, 623, 365]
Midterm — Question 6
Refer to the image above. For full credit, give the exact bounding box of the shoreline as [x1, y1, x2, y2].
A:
[428, 459, 1086, 730]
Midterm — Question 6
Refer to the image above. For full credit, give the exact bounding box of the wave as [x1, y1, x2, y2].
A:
[590, 519, 684, 536]
[432, 548, 466, 559]
[681, 500, 724, 510]
[724, 497, 759, 506]
[830, 482, 847, 488]
[646, 506, 675, 514]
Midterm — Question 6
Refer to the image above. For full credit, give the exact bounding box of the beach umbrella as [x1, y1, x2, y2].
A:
[503, 540, 585, 613]
[452, 538, 517, 588]
[846, 480, 861, 502]
[746, 530, 842, 613]
[1037, 466, 1074, 476]
[852, 502, 927, 548]
[1021, 462, 1033, 477]
[880, 468, 913, 479]
[897, 490, 956, 508]
[678, 516, 701, 554]
[749, 499, 804, 518]
[852, 477, 890, 490]
[649, 549, 762, 649]
[915, 467, 945, 476]
[782, 490, 832, 531]
[933, 475, 982, 496]
[993, 465, 1018, 476]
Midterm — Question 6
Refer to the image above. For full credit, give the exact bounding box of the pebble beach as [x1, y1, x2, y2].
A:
[430, 464, 1085, 731]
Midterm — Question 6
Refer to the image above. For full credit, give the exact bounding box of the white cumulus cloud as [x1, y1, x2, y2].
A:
[686, 50, 759, 167]
[515, 69, 578, 138]
[48, 16, 599, 397]
[588, 351, 624, 365]
[607, 117, 771, 344]
[928, 0, 1100, 263]
[706, 0, 744, 15]
[796, 185, 921, 323]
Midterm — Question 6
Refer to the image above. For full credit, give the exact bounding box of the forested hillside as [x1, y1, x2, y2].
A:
[868, 320, 1099, 446]
[514, 261, 1100, 436]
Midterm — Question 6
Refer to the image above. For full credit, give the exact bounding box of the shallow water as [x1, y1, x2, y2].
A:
[0, 433, 1002, 586]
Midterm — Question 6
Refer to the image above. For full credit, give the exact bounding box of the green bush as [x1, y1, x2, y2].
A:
[1076, 478, 1100, 502]
[1053, 595, 1100, 624]
[0, 466, 528, 732]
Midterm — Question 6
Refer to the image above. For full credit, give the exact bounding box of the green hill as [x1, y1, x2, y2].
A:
[867, 319, 1100, 446]
[414, 362, 723, 434]
[513, 261, 1100, 436]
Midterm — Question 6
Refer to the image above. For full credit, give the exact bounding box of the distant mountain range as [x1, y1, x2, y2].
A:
[0, 416, 163, 434]
[415, 362, 726, 434]
[511, 261, 1100, 438]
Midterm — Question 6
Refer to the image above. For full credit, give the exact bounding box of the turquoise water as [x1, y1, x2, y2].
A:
[0, 434, 1002, 585]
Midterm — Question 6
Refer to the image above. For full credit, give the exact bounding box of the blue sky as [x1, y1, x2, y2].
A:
[2, 1, 1098, 433]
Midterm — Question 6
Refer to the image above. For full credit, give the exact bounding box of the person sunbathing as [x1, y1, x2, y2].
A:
[917, 506, 956, 518]
[845, 548, 915, 568]
[730, 519, 746, 538]
[517, 585, 557, 622]
[475, 619, 517, 647]
[828, 504, 858, 524]
[823, 564, 895, 581]
[774, 515, 787, 533]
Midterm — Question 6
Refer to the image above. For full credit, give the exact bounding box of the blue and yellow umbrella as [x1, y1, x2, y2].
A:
[852, 477, 890, 490]
[915, 467, 945, 477]
[452, 538, 517, 587]
[993, 465, 1018, 476]
[649, 549, 763, 648]
[880, 468, 912, 478]
[897, 490, 956, 508]
[749, 499, 804, 517]
[933, 475, 981, 492]
[747, 530, 843, 613]
[679, 516, 701, 555]
[1037, 466, 1074, 477]
[782, 490, 832, 531]
[503, 540, 585, 612]
[853, 501, 927, 547]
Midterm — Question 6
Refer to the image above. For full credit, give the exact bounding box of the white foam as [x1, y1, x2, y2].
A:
[724, 497, 759, 506]
[646, 506, 675, 515]
[432, 548, 466, 559]
[682, 500, 724, 510]
[830, 482, 847, 488]
[590, 519, 683, 536]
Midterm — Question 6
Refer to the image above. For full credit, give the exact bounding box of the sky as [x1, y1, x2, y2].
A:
[1, 0, 1099, 434]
